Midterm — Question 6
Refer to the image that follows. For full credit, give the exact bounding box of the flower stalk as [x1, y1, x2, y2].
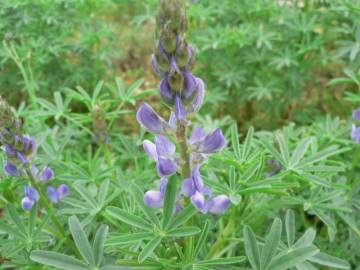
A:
[137, 0, 230, 215]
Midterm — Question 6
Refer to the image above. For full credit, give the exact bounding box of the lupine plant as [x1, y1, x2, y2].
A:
[0, 1, 359, 270]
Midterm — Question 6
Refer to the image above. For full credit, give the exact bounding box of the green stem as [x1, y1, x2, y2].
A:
[208, 196, 249, 257]
[176, 124, 190, 178]
[25, 167, 79, 256]
[175, 123, 193, 260]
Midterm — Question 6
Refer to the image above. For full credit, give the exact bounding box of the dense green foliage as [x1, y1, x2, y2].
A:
[0, 0, 359, 269]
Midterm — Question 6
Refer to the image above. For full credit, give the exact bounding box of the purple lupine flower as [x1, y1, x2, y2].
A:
[181, 164, 212, 212]
[21, 197, 35, 211]
[47, 184, 69, 203]
[351, 124, 360, 143]
[144, 178, 168, 208]
[4, 161, 21, 176]
[21, 186, 40, 211]
[25, 186, 40, 202]
[175, 96, 187, 121]
[189, 127, 226, 154]
[187, 78, 205, 114]
[143, 135, 178, 177]
[40, 166, 54, 182]
[136, 102, 172, 134]
[181, 164, 230, 214]
[206, 195, 231, 215]
[353, 108, 360, 121]
[267, 159, 283, 177]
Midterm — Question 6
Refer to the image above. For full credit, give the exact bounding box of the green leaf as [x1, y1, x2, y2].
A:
[297, 146, 345, 168]
[293, 228, 316, 248]
[168, 205, 197, 230]
[167, 226, 201, 237]
[106, 232, 153, 246]
[244, 226, 261, 270]
[289, 137, 312, 167]
[162, 177, 178, 229]
[97, 179, 110, 206]
[93, 225, 108, 266]
[197, 256, 246, 266]
[260, 218, 282, 270]
[0, 220, 25, 239]
[129, 183, 160, 227]
[308, 252, 350, 269]
[259, 137, 284, 167]
[241, 126, 254, 162]
[106, 206, 152, 231]
[276, 132, 289, 167]
[138, 236, 162, 262]
[231, 123, 241, 160]
[68, 216, 95, 266]
[268, 245, 319, 270]
[193, 220, 210, 260]
[7, 204, 27, 238]
[30, 250, 89, 270]
[285, 210, 295, 247]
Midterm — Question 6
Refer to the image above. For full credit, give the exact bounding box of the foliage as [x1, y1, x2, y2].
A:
[0, 0, 359, 270]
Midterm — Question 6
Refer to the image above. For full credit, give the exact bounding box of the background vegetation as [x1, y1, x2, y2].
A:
[0, 0, 359, 269]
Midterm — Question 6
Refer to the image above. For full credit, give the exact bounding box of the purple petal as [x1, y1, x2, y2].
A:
[192, 164, 204, 191]
[181, 178, 195, 196]
[155, 135, 175, 157]
[57, 184, 69, 200]
[144, 190, 164, 208]
[198, 128, 226, 153]
[207, 195, 231, 215]
[47, 186, 59, 203]
[25, 186, 39, 202]
[175, 96, 187, 121]
[170, 56, 180, 74]
[353, 108, 360, 121]
[191, 191, 205, 210]
[21, 197, 35, 211]
[16, 152, 27, 164]
[136, 102, 169, 134]
[181, 71, 197, 100]
[157, 157, 177, 177]
[351, 124, 360, 143]
[187, 78, 205, 113]
[151, 55, 162, 76]
[189, 127, 206, 145]
[4, 161, 21, 176]
[187, 46, 195, 67]
[168, 112, 177, 130]
[4, 144, 16, 158]
[40, 166, 54, 182]
[159, 74, 174, 104]
[143, 140, 158, 161]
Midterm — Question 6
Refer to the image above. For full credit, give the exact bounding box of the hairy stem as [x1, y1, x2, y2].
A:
[176, 124, 191, 178]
